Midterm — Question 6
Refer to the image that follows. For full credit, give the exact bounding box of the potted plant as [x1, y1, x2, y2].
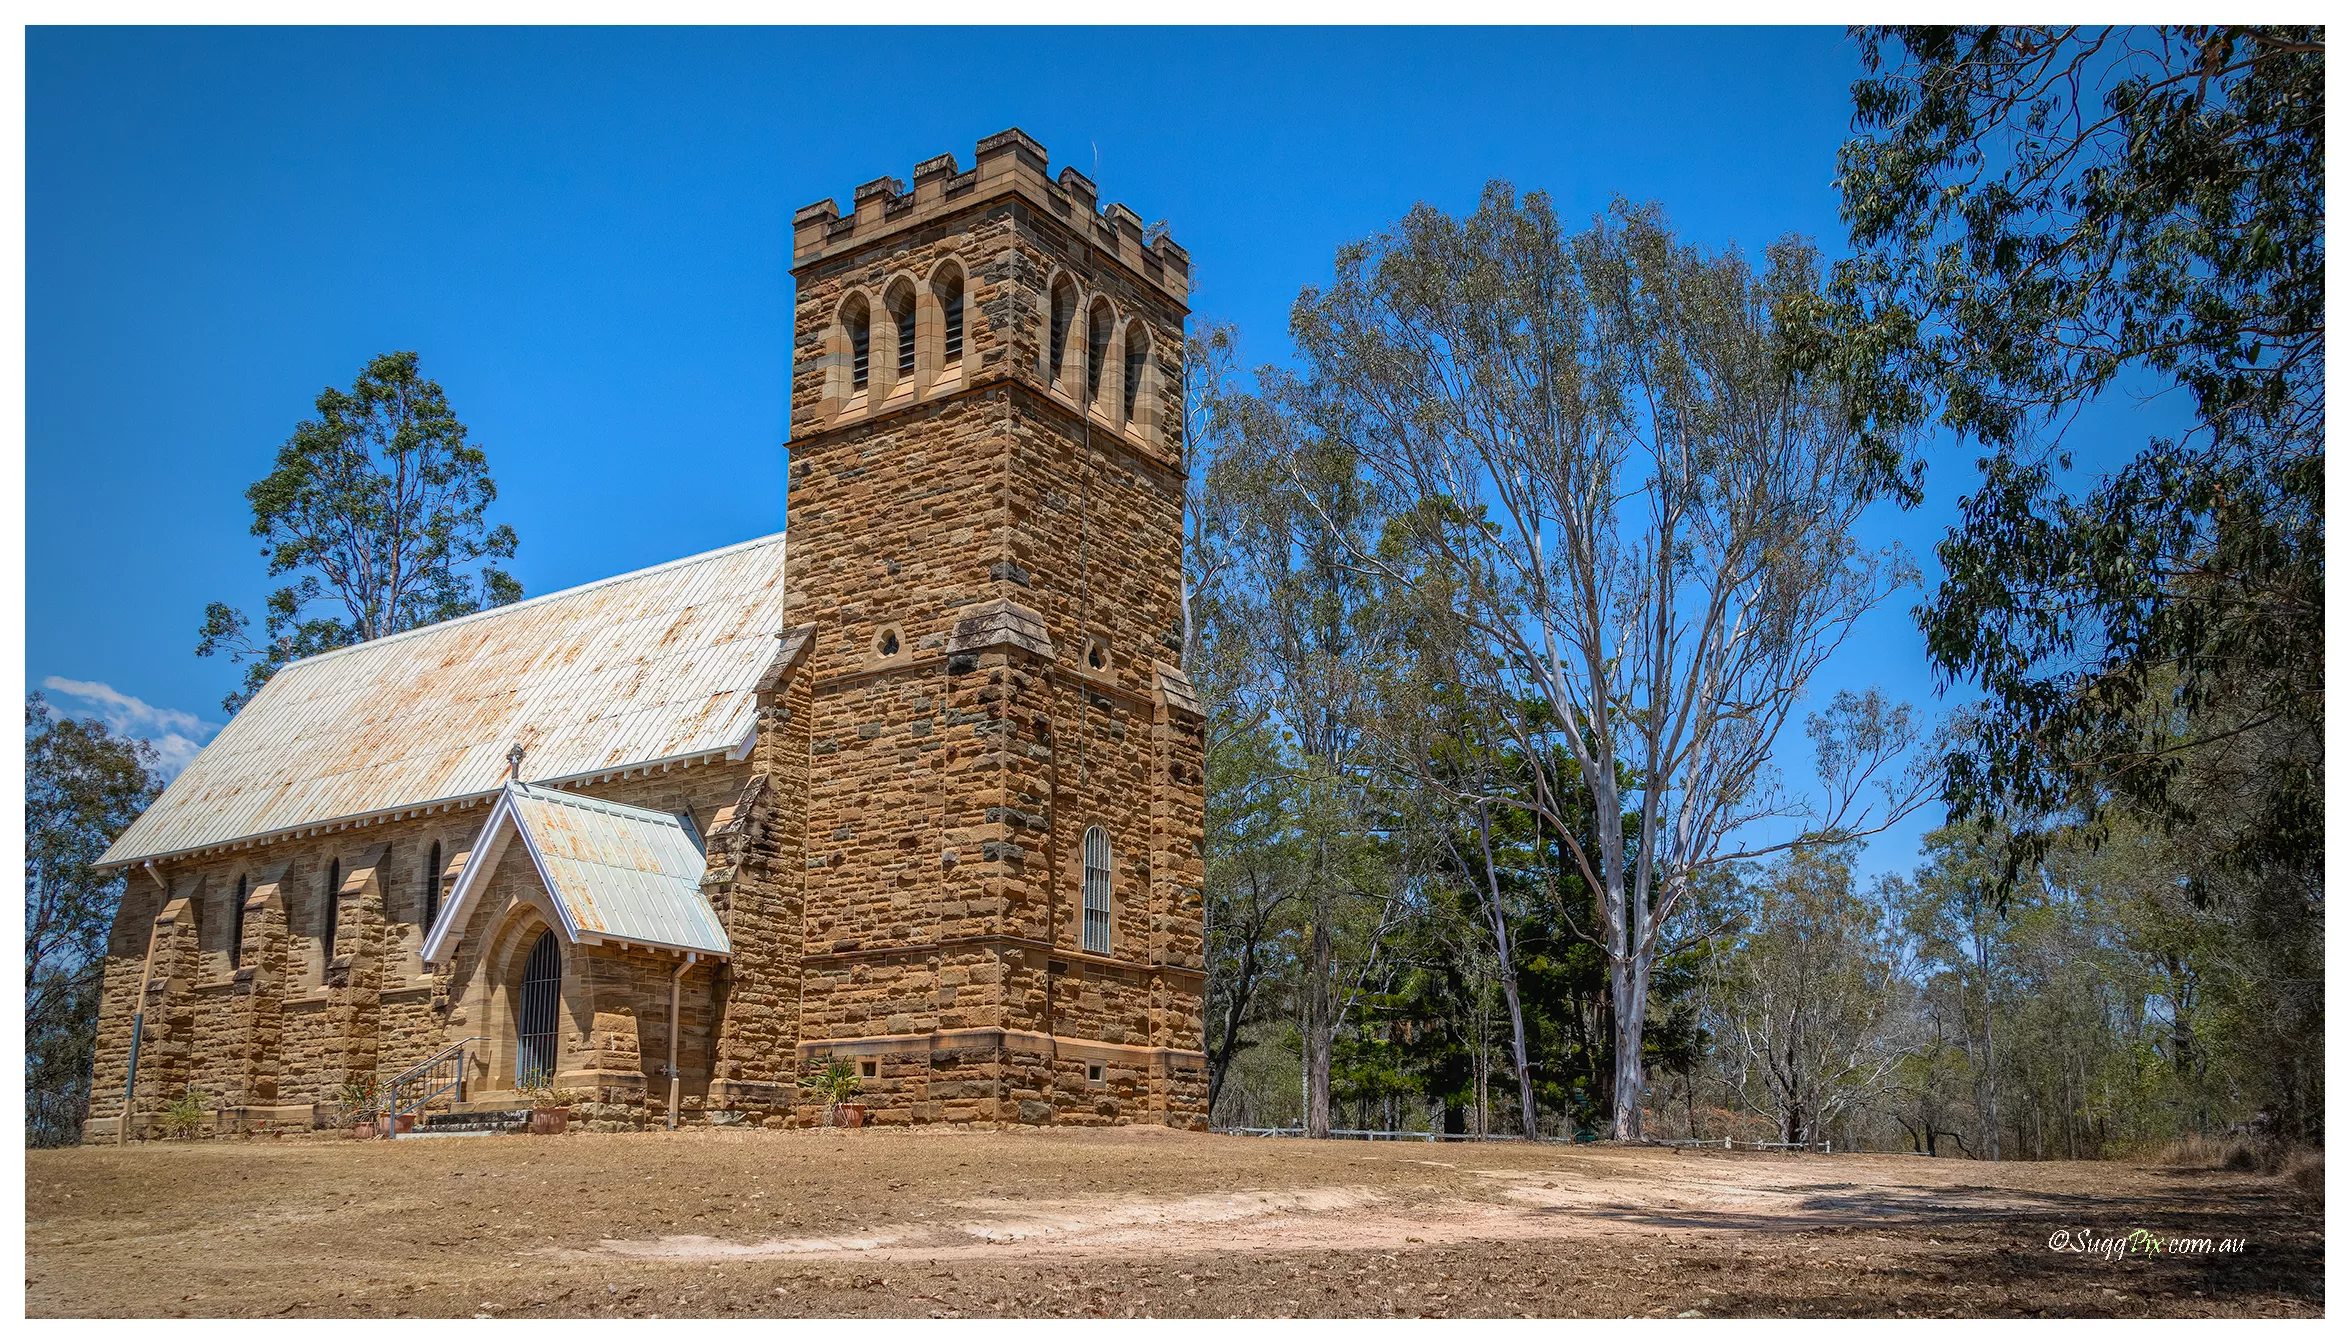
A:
[522, 1078, 583, 1134]
[333, 1079, 382, 1139]
[802, 1054, 864, 1127]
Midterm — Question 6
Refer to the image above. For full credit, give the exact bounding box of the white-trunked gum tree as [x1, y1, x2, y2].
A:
[1240, 188, 1932, 1140]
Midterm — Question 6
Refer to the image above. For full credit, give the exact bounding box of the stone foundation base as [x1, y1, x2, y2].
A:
[791, 1029, 1208, 1130]
[84, 1102, 329, 1143]
[78, 1031, 1210, 1141]
[215, 1103, 327, 1136]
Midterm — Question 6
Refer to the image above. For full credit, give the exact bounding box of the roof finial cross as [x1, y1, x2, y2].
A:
[506, 742, 526, 781]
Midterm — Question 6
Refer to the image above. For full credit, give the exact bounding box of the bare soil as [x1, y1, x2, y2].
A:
[24, 1126, 2321, 1317]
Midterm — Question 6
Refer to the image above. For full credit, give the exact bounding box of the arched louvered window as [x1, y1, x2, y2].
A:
[323, 858, 341, 963]
[1049, 277, 1078, 388]
[938, 266, 965, 364]
[1082, 826, 1112, 954]
[230, 873, 248, 966]
[844, 296, 872, 391]
[888, 284, 917, 380]
[1086, 301, 1113, 404]
[935, 267, 963, 364]
[516, 931, 561, 1089]
[425, 841, 442, 932]
[1122, 321, 1149, 425]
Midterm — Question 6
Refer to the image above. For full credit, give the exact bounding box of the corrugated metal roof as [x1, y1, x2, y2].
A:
[507, 784, 730, 957]
[418, 782, 730, 961]
[100, 533, 789, 868]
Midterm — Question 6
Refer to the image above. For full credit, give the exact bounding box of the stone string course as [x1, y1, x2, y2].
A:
[85, 130, 1204, 1140]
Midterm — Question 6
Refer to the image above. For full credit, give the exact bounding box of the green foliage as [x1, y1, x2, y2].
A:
[1873, 816, 2315, 1156]
[1189, 51, 2316, 1147]
[1807, 27, 2323, 888]
[1706, 849, 1912, 1146]
[160, 1087, 211, 1140]
[1229, 186, 1921, 1141]
[24, 693, 161, 1148]
[800, 1055, 863, 1107]
[197, 350, 523, 713]
[332, 1078, 382, 1126]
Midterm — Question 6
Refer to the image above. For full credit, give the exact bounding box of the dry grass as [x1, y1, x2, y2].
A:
[27, 1127, 2324, 1318]
[2279, 1149, 2323, 1194]
[2152, 1135, 2263, 1170]
[2150, 1135, 2323, 1188]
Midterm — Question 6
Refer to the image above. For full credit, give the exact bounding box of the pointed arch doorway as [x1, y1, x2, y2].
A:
[516, 931, 561, 1089]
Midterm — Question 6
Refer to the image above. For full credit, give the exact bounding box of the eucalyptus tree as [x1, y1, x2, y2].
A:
[1180, 322, 1243, 679]
[1258, 190, 1927, 1139]
[1196, 334, 1408, 1138]
[1201, 718, 1304, 1117]
[1371, 608, 1544, 1139]
[1889, 824, 2015, 1159]
[198, 351, 523, 712]
[25, 694, 161, 1146]
[1709, 849, 1914, 1147]
[1185, 322, 1308, 1117]
[1809, 27, 2324, 891]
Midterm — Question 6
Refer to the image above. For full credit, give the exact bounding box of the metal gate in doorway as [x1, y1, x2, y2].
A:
[516, 931, 560, 1089]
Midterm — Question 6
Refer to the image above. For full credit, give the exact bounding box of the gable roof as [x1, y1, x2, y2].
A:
[422, 782, 730, 961]
[100, 533, 788, 869]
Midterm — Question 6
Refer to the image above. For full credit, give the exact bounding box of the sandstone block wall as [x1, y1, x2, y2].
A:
[85, 760, 748, 1139]
[780, 130, 1207, 1129]
[85, 128, 1208, 1142]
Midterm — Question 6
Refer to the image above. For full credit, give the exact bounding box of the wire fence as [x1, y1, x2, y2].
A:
[1215, 1126, 1834, 1153]
[1220, 1126, 1577, 1143]
[1655, 1136, 1834, 1153]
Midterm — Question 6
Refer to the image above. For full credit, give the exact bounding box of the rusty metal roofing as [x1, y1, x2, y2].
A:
[421, 782, 728, 960]
[100, 533, 788, 869]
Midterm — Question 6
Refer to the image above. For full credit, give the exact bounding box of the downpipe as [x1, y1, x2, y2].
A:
[668, 954, 694, 1130]
[121, 861, 167, 1144]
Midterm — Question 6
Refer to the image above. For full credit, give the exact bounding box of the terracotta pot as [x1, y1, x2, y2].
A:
[835, 1103, 866, 1129]
[390, 1114, 416, 1135]
[352, 1122, 377, 1140]
[530, 1106, 571, 1135]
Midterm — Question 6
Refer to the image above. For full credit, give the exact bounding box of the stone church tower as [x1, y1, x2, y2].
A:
[82, 129, 1204, 1140]
[716, 128, 1209, 1125]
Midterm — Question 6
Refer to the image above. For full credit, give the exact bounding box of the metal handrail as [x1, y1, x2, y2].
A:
[382, 1037, 482, 1139]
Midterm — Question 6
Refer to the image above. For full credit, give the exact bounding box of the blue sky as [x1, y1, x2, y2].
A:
[24, 26, 2164, 879]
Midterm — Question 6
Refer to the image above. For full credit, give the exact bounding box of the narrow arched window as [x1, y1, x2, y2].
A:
[1123, 321, 1149, 425]
[1082, 826, 1112, 954]
[230, 873, 248, 966]
[1087, 301, 1113, 404]
[939, 267, 965, 364]
[324, 858, 341, 963]
[889, 285, 917, 380]
[1049, 277, 1077, 388]
[844, 296, 871, 391]
[425, 841, 443, 932]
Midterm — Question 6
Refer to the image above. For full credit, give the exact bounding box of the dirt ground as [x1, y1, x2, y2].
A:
[24, 1126, 2322, 1318]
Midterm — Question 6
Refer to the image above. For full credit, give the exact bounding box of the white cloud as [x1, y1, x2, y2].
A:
[40, 676, 222, 779]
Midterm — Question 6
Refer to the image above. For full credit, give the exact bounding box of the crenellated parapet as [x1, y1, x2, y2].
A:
[787, 128, 1190, 480]
[791, 128, 1190, 302]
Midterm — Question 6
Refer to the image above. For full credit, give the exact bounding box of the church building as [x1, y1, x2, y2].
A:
[86, 129, 1209, 1136]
